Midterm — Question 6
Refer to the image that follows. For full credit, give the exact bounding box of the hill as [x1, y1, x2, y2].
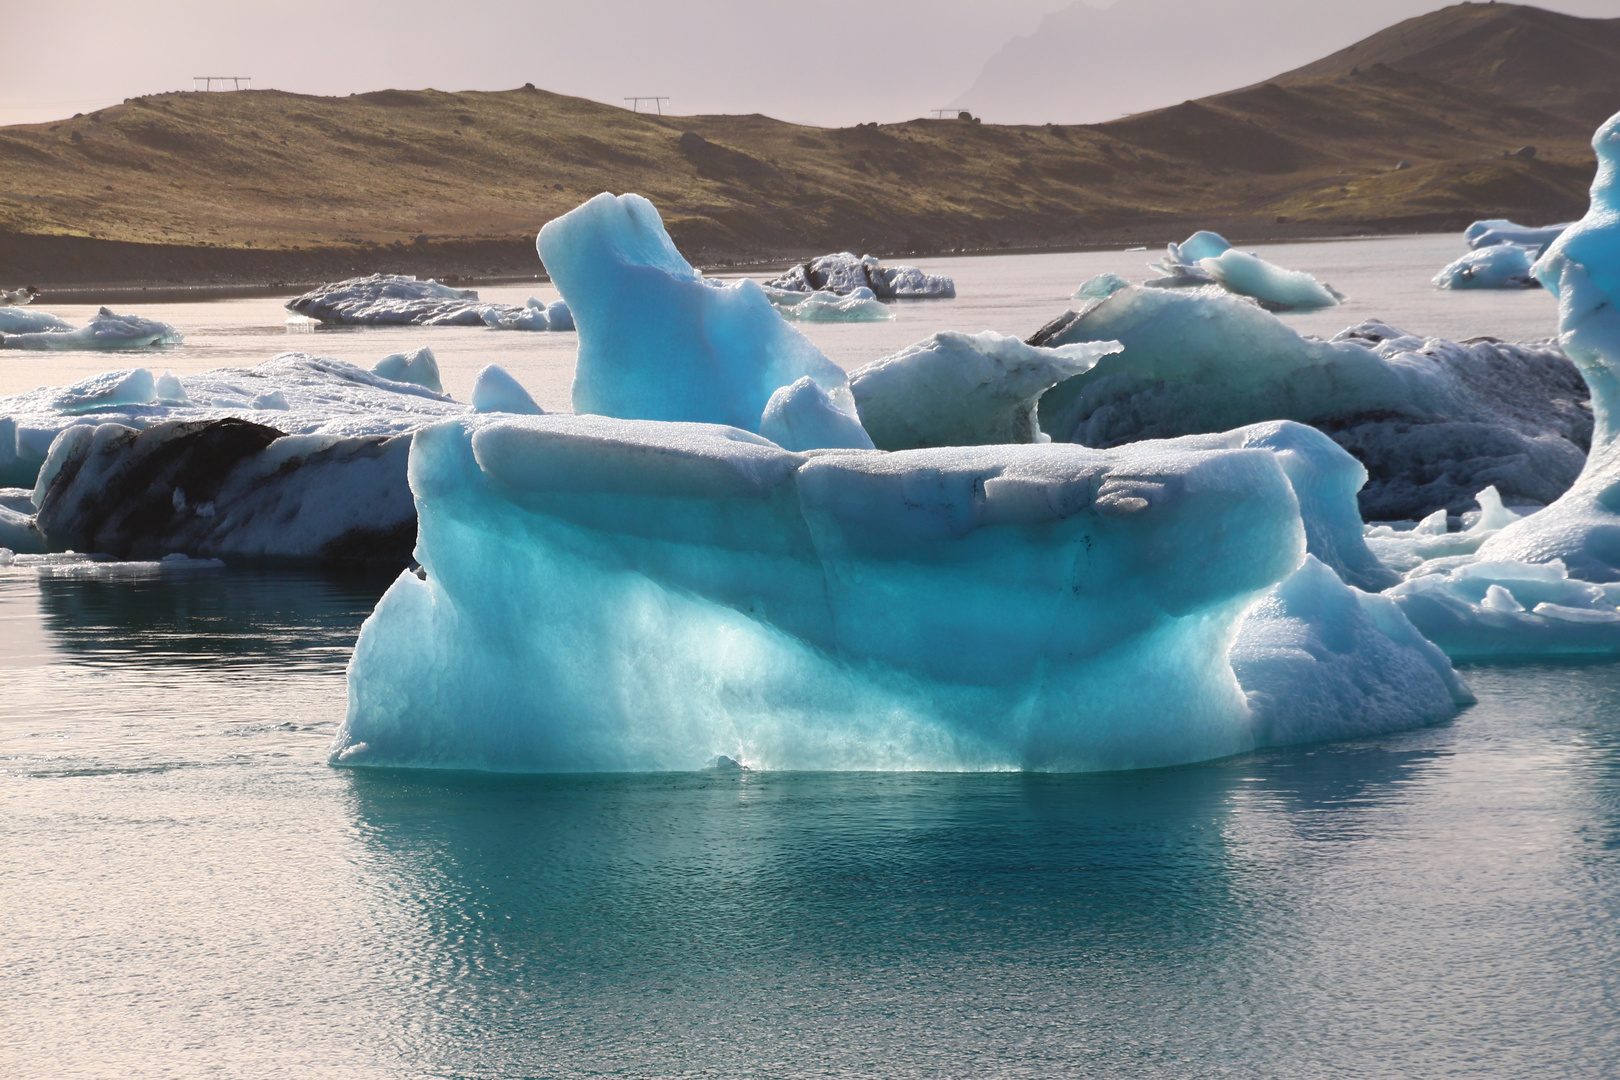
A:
[0, 2, 1611, 289]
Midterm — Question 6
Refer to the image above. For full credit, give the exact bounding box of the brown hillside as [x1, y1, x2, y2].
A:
[0, 2, 1609, 288]
[1278, 2, 1620, 125]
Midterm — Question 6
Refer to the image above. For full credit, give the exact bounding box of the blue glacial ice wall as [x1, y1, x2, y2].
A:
[539, 193, 854, 433]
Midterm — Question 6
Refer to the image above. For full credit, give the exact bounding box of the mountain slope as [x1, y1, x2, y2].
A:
[0, 3, 1609, 288]
[1279, 2, 1620, 125]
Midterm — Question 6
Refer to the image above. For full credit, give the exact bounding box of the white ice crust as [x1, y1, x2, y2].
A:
[287, 274, 572, 331]
[0, 351, 469, 488]
[0, 307, 182, 351]
[1034, 282, 1589, 521]
[1466, 219, 1571, 251]
[765, 253, 955, 299]
[849, 331, 1121, 451]
[1144, 231, 1343, 310]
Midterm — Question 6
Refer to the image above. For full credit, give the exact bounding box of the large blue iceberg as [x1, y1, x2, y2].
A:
[336, 413, 1463, 772]
[542, 193, 855, 433]
[335, 191, 1468, 773]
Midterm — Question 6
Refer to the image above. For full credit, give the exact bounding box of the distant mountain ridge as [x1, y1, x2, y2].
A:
[1277, 2, 1620, 125]
[0, 2, 1611, 287]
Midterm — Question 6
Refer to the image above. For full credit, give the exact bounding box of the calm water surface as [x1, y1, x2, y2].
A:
[2, 239, 1615, 1078]
[0, 233, 1560, 404]
[2, 565, 1618, 1079]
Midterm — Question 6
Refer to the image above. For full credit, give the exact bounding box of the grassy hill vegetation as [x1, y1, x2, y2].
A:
[0, 2, 1614, 287]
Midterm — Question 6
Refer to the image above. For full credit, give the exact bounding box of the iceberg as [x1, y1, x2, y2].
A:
[764, 286, 893, 322]
[765, 253, 955, 299]
[1144, 232, 1342, 309]
[0, 286, 39, 307]
[33, 418, 417, 566]
[0, 308, 70, 335]
[0, 307, 181, 351]
[287, 274, 571, 331]
[1433, 243, 1540, 290]
[1465, 218, 1571, 251]
[759, 377, 874, 452]
[1198, 249, 1344, 311]
[540, 192, 855, 433]
[1033, 281, 1590, 521]
[335, 411, 1463, 773]
[371, 347, 443, 393]
[848, 331, 1122, 451]
[470, 365, 544, 415]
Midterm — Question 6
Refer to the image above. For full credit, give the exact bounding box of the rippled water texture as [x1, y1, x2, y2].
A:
[1, 239, 1613, 1077]
[3, 565, 1618, 1078]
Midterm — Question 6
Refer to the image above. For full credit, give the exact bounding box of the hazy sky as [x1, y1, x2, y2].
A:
[4, 0, 1619, 129]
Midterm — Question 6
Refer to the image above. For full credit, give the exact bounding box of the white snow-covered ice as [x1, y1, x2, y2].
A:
[1433, 242, 1541, 290]
[1033, 278, 1589, 521]
[849, 331, 1121, 451]
[287, 274, 572, 330]
[0, 307, 181, 351]
[1143, 231, 1342, 309]
[765, 253, 955, 299]
[1466, 218, 1570, 251]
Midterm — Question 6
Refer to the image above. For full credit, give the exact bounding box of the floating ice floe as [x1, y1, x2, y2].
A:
[765, 252, 955, 299]
[0, 286, 39, 307]
[1032, 277, 1590, 521]
[0, 307, 182, 351]
[1433, 242, 1541, 289]
[335, 411, 1465, 773]
[0, 351, 527, 563]
[762, 285, 893, 322]
[541, 192, 859, 434]
[1465, 218, 1571, 251]
[1144, 231, 1343, 310]
[286, 274, 572, 330]
[849, 331, 1121, 451]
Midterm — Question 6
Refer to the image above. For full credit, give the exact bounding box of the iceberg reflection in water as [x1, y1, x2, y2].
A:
[2, 567, 1619, 1077]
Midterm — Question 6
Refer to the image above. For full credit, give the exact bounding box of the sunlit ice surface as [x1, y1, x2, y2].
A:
[2, 563, 1618, 1078]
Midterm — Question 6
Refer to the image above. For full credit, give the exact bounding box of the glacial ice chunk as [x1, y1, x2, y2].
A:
[1144, 231, 1229, 287]
[759, 377, 874, 452]
[0, 352, 466, 490]
[539, 192, 854, 432]
[765, 253, 955, 299]
[372, 347, 444, 393]
[288, 275, 570, 330]
[0, 308, 181, 351]
[1464, 111, 1620, 582]
[1466, 219, 1571, 251]
[849, 331, 1121, 451]
[335, 413, 1464, 773]
[470, 365, 544, 415]
[765, 286, 893, 322]
[1433, 243, 1540, 289]
[0, 308, 70, 335]
[1233, 556, 1471, 744]
[1032, 287, 1590, 521]
[33, 418, 417, 565]
[1199, 249, 1344, 311]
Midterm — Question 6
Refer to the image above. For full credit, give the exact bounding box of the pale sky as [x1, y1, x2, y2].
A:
[4, 0, 1619, 129]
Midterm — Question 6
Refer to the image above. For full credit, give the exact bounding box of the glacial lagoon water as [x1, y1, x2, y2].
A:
[4, 235, 1618, 1078]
